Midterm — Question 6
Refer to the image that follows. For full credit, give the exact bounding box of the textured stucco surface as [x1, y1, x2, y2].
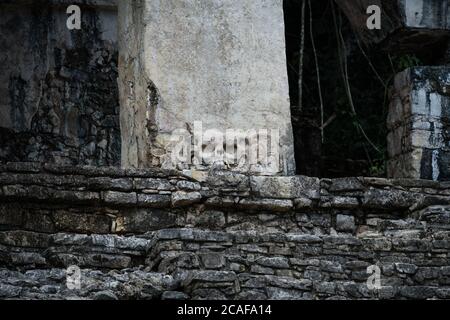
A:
[118, 0, 295, 175]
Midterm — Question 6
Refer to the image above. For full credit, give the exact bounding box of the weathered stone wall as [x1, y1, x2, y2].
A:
[118, 0, 296, 175]
[0, 0, 120, 166]
[1, 163, 450, 299]
[387, 67, 450, 181]
[400, 0, 450, 30]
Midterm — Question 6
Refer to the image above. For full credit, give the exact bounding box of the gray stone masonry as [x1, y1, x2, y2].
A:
[1, 163, 450, 299]
[387, 67, 450, 181]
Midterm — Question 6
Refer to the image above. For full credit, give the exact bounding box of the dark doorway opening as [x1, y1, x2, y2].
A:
[283, 0, 404, 178]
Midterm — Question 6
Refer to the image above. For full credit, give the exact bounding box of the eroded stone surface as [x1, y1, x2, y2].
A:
[0, 1, 120, 166]
[387, 67, 450, 181]
[118, 0, 295, 175]
[0, 164, 450, 300]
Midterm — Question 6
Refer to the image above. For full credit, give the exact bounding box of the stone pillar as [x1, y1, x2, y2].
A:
[387, 67, 450, 181]
[118, 0, 295, 175]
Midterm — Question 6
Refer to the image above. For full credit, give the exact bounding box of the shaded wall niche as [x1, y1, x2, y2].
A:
[284, 0, 450, 180]
[335, 0, 450, 181]
[0, 0, 120, 166]
[284, 0, 391, 178]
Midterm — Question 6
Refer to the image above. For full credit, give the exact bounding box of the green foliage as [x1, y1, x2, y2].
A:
[369, 158, 386, 177]
[394, 54, 422, 72]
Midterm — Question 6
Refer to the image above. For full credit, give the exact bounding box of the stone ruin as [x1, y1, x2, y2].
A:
[335, 0, 450, 181]
[118, 0, 296, 175]
[0, 0, 120, 166]
[0, 0, 450, 300]
[387, 66, 450, 180]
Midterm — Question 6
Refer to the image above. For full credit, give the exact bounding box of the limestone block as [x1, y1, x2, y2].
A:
[400, 0, 450, 30]
[118, 0, 295, 175]
[336, 214, 356, 232]
[171, 191, 202, 207]
[250, 175, 320, 199]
